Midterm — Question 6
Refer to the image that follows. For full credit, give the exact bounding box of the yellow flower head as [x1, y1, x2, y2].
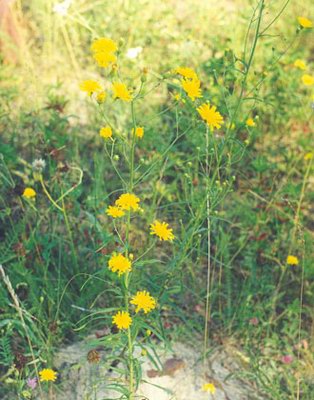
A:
[150, 220, 175, 241]
[133, 126, 144, 139]
[106, 206, 125, 218]
[91, 38, 118, 54]
[99, 126, 112, 139]
[175, 67, 198, 80]
[298, 17, 313, 28]
[115, 193, 140, 211]
[202, 383, 216, 394]
[246, 118, 256, 127]
[304, 152, 313, 160]
[197, 103, 224, 131]
[182, 78, 202, 101]
[96, 91, 107, 103]
[112, 311, 132, 330]
[108, 253, 132, 275]
[93, 51, 117, 68]
[293, 59, 307, 70]
[23, 188, 36, 199]
[112, 82, 132, 101]
[286, 255, 299, 266]
[130, 291, 157, 314]
[39, 369, 57, 382]
[79, 80, 102, 96]
[301, 74, 314, 86]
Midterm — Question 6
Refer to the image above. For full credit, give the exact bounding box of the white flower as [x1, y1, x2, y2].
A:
[53, 0, 72, 16]
[126, 47, 143, 60]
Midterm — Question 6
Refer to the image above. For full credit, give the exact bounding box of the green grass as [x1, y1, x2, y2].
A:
[0, 1, 313, 399]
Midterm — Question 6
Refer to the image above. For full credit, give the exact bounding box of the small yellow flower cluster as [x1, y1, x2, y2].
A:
[22, 187, 36, 199]
[286, 255, 299, 266]
[39, 369, 57, 382]
[174, 66, 224, 131]
[297, 16, 312, 29]
[202, 382, 216, 394]
[112, 290, 157, 330]
[197, 103, 224, 131]
[175, 67, 202, 101]
[79, 38, 132, 105]
[91, 37, 118, 68]
[246, 118, 256, 127]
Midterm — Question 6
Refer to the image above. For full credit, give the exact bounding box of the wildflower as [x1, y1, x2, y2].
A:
[93, 51, 117, 68]
[126, 47, 143, 59]
[32, 158, 46, 173]
[150, 220, 175, 241]
[99, 126, 113, 139]
[53, 0, 72, 16]
[115, 193, 140, 211]
[175, 67, 198, 80]
[96, 91, 106, 103]
[246, 118, 256, 127]
[130, 291, 157, 313]
[133, 126, 144, 139]
[297, 17, 313, 28]
[26, 377, 37, 390]
[249, 317, 259, 326]
[112, 311, 132, 330]
[91, 37, 118, 54]
[87, 349, 101, 364]
[293, 59, 307, 70]
[39, 369, 57, 382]
[112, 82, 132, 101]
[286, 255, 299, 265]
[146, 329, 152, 336]
[304, 152, 313, 160]
[301, 74, 314, 86]
[22, 188, 36, 199]
[108, 253, 132, 275]
[202, 383, 216, 394]
[182, 78, 202, 101]
[281, 355, 293, 364]
[79, 80, 101, 96]
[197, 103, 224, 131]
[106, 205, 125, 218]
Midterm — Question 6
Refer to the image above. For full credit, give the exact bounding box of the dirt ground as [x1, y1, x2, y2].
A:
[45, 337, 266, 400]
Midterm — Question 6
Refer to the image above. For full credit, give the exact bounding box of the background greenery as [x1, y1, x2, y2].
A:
[0, 0, 313, 399]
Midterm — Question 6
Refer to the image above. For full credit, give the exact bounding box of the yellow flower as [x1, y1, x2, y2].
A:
[79, 80, 101, 96]
[293, 59, 307, 70]
[108, 253, 132, 275]
[197, 103, 224, 131]
[298, 17, 313, 28]
[93, 51, 117, 68]
[301, 74, 314, 86]
[133, 127, 144, 139]
[202, 383, 216, 394]
[286, 255, 299, 266]
[39, 369, 57, 382]
[182, 78, 202, 101]
[304, 152, 313, 160]
[150, 220, 175, 241]
[246, 118, 256, 127]
[99, 126, 112, 139]
[112, 82, 132, 101]
[96, 91, 106, 103]
[130, 291, 157, 313]
[175, 67, 198, 80]
[112, 311, 132, 330]
[106, 206, 125, 218]
[115, 193, 140, 211]
[91, 37, 118, 54]
[22, 188, 36, 199]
